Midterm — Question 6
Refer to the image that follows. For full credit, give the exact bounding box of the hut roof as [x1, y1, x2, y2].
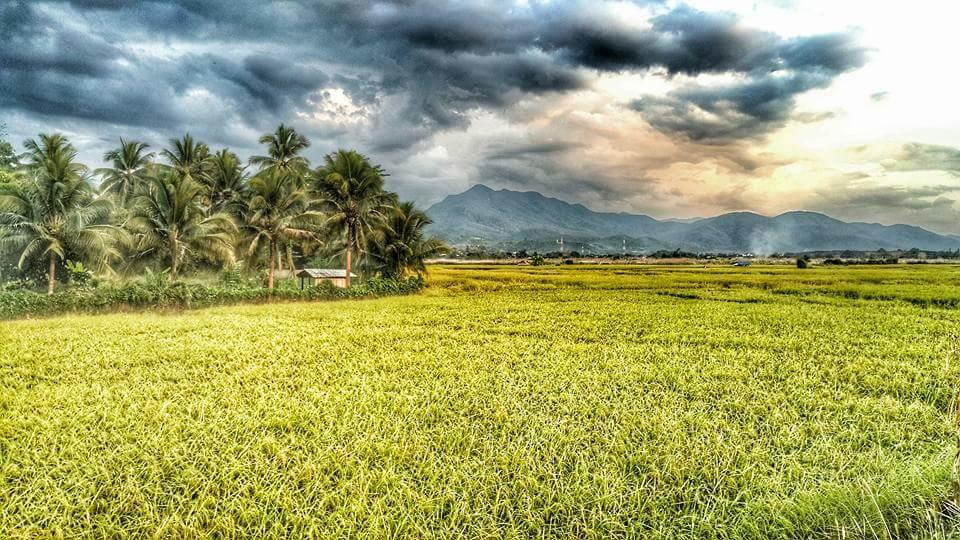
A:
[297, 268, 357, 278]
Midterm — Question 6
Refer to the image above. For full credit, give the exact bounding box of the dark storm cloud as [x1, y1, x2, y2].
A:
[202, 54, 330, 114]
[816, 185, 960, 235]
[606, 8, 866, 144]
[828, 185, 955, 210]
[883, 143, 960, 176]
[810, 182, 959, 234]
[539, 6, 782, 74]
[370, 1, 532, 54]
[243, 55, 328, 95]
[397, 49, 585, 119]
[367, 4, 862, 146]
[631, 72, 840, 143]
[0, 2, 332, 133]
[777, 33, 865, 73]
[478, 160, 634, 204]
[0, 2, 123, 77]
[539, 7, 864, 77]
[0, 2, 178, 128]
[0, 69, 183, 129]
[476, 136, 660, 209]
[2, 0, 865, 159]
[64, 0, 137, 8]
[628, 28, 866, 143]
[486, 141, 586, 161]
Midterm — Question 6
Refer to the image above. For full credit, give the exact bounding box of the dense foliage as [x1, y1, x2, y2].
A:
[364, 201, 448, 278]
[0, 125, 446, 294]
[0, 134, 121, 293]
[313, 149, 398, 287]
[0, 275, 423, 319]
[1, 264, 958, 536]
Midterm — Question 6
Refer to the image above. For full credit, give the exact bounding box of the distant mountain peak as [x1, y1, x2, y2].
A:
[464, 183, 494, 194]
[426, 186, 960, 253]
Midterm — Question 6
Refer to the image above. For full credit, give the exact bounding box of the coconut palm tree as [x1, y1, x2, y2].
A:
[161, 134, 211, 184]
[239, 171, 323, 289]
[96, 138, 154, 205]
[0, 134, 120, 293]
[249, 124, 311, 184]
[312, 150, 396, 287]
[249, 125, 313, 270]
[365, 201, 448, 279]
[129, 172, 235, 280]
[207, 149, 248, 214]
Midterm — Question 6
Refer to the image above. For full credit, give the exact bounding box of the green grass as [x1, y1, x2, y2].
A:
[2, 264, 959, 537]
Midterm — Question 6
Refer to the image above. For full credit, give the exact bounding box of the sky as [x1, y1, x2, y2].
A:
[2, 0, 960, 233]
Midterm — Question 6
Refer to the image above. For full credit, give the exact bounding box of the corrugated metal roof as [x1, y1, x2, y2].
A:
[297, 268, 357, 278]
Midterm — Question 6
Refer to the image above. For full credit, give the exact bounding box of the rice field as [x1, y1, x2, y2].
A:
[2, 264, 959, 538]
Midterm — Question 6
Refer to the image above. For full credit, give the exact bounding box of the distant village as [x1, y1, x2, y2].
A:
[434, 247, 960, 266]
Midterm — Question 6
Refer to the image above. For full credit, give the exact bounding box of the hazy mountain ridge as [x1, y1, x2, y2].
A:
[426, 185, 960, 253]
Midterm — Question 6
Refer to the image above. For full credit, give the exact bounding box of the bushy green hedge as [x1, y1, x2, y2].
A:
[0, 277, 424, 319]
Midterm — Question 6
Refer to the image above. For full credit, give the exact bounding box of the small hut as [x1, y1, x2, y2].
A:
[296, 269, 357, 289]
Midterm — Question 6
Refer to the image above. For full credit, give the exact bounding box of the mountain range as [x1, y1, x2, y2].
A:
[425, 184, 960, 253]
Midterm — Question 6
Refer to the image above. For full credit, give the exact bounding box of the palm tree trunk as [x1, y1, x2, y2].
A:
[169, 237, 179, 281]
[345, 234, 353, 288]
[286, 244, 296, 273]
[47, 253, 56, 295]
[268, 241, 276, 290]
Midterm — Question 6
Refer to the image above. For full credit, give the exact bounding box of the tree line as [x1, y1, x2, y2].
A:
[0, 124, 447, 294]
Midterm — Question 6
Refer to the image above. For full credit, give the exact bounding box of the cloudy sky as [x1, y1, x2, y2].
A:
[3, 0, 960, 232]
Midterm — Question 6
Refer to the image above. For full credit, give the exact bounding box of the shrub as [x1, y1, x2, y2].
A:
[65, 260, 94, 287]
[0, 276, 424, 319]
[0, 278, 32, 292]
